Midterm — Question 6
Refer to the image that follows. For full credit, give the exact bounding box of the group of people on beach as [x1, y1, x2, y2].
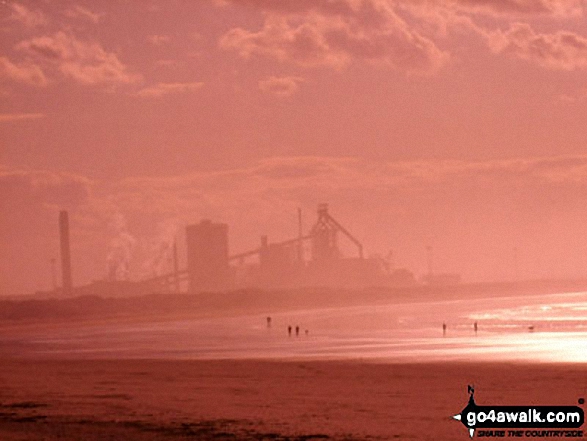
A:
[287, 325, 306, 336]
[266, 317, 308, 337]
[269, 316, 534, 339]
[442, 321, 478, 336]
[443, 321, 536, 335]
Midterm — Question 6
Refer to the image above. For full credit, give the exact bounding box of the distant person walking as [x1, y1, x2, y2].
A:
[474, 321, 478, 336]
[443, 322, 447, 337]
[267, 316, 272, 328]
[295, 326, 300, 337]
[288, 325, 292, 337]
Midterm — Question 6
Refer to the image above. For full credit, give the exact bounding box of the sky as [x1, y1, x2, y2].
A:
[2, 0, 587, 295]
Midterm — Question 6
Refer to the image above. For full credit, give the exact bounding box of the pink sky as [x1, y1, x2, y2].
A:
[2, 0, 587, 295]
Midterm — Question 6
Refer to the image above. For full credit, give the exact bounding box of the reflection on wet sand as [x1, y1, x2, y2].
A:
[3, 291, 586, 363]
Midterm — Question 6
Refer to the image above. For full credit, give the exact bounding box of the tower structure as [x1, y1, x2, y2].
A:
[310, 203, 363, 262]
[59, 210, 73, 295]
[185, 220, 230, 292]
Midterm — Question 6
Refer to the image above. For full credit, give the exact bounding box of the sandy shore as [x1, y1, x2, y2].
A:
[0, 359, 584, 440]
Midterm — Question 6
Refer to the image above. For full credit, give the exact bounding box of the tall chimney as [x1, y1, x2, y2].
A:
[297, 207, 303, 262]
[173, 240, 180, 293]
[59, 210, 73, 295]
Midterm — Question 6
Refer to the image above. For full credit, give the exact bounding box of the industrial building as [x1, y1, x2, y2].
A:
[53, 204, 418, 297]
[144, 203, 415, 293]
[185, 220, 232, 292]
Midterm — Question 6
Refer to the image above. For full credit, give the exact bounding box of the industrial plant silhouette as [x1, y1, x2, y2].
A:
[58, 204, 418, 297]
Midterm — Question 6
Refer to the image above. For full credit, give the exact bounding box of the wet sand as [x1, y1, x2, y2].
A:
[0, 359, 585, 440]
[2, 291, 587, 363]
[1, 291, 586, 439]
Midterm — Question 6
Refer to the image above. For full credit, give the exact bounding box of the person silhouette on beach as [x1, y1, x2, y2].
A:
[474, 321, 478, 336]
[295, 326, 300, 337]
[443, 322, 447, 337]
[288, 326, 292, 336]
[267, 316, 271, 328]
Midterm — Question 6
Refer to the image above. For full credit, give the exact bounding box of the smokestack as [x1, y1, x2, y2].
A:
[426, 245, 433, 278]
[297, 207, 303, 262]
[173, 240, 180, 293]
[50, 258, 57, 291]
[59, 210, 73, 296]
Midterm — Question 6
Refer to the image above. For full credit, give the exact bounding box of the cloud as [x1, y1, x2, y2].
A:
[558, 87, 587, 102]
[0, 56, 47, 86]
[17, 31, 141, 86]
[64, 5, 103, 24]
[487, 23, 587, 70]
[0, 168, 92, 211]
[398, 3, 587, 71]
[238, 0, 584, 17]
[135, 82, 204, 98]
[9, 3, 47, 28]
[259, 75, 304, 97]
[448, 0, 584, 16]
[0, 112, 45, 122]
[156, 59, 181, 68]
[219, 0, 587, 74]
[219, 0, 449, 73]
[104, 155, 587, 227]
[147, 35, 171, 46]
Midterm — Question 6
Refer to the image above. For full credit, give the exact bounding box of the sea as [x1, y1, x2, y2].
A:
[17, 290, 587, 363]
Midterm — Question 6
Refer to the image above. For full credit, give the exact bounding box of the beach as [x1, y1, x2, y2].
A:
[2, 290, 587, 363]
[0, 359, 585, 440]
[1, 290, 586, 439]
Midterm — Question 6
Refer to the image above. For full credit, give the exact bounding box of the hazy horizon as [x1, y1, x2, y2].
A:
[3, 1, 587, 296]
[3, 289, 587, 363]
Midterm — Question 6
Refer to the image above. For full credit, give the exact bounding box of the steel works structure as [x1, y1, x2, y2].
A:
[142, 203, 383, 293]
